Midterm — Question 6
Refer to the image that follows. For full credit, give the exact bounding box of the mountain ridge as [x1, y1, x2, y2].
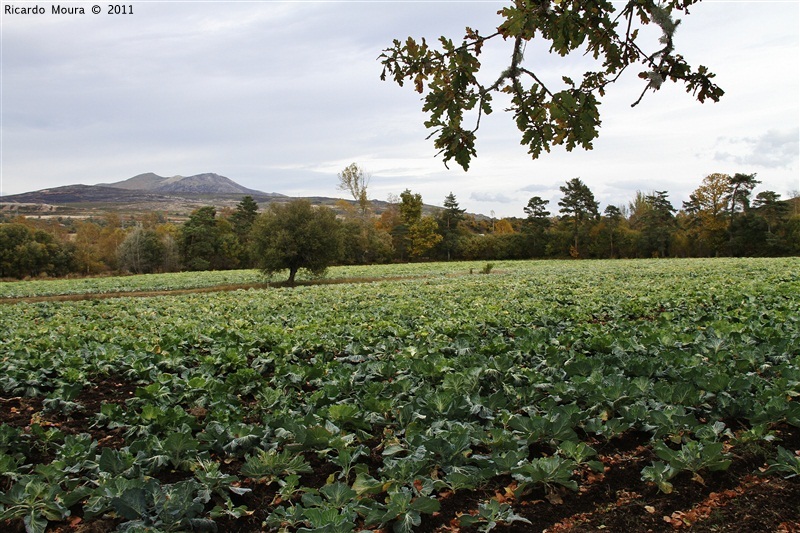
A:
[99, 172, 272, 196]
[0, 172, 454, 219]
[0, 173, 289, 216]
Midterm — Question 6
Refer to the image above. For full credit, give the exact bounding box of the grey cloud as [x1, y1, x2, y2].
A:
[470, 192, 515, 203]
[519, 183, 554, 193]
[714, 128, 799, 169]
[2, 1, 797, 215]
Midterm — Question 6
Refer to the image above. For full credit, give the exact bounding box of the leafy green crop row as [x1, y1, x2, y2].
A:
[1, 258, 798, 532]
[0, 261, 509, 298]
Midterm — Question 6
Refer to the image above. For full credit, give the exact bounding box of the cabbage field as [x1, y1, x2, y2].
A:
[1, 258, 799, 532]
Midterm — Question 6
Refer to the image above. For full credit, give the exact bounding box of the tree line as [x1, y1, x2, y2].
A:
[0, 168, 797, 281]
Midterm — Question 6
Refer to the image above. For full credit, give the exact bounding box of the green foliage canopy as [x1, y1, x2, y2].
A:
[251, 199, 342, 285]
[0, 223, 76, 279]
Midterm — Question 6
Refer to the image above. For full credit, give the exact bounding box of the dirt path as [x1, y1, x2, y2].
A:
[0, 274, 437, 305]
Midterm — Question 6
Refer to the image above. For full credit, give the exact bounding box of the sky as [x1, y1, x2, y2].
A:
[1, 0, 798, 218]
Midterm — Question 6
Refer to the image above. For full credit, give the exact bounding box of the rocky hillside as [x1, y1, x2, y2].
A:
[102, 172, 270, 195]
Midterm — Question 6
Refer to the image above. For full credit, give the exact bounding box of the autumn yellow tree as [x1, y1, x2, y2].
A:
[682, 173, 730, 256]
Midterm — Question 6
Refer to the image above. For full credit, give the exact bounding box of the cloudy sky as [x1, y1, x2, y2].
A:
[2, 0, 798, 218]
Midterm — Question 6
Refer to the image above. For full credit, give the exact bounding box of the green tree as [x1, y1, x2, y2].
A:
[524, 196, 550, 222]
[180, 206, 220, 271]
[727, 173, 760, 216]
[728, 213, 770, 256]
[399, 189, 423, 226]
[600, 204, 623, 258]
[753, 191, 788, 234]
[408, 216, 443, 259]
[339, 217, 394, 265]
[229, 196, 260, 267]
[178, 207, 239, 271]
[751, 190, 793, 254]
[380, 0, 723, 170]
[438, 192, 466, 260]
[627, 191, 649, 231]
[395, 189, 425, 260]
[251, 200, 342, 285]
[523, 196, 551, 257]
[0, 223, 76, 279]
[639, 191, 676, 257]
[558, 177, 599, 257]
[724, 173, 762, 255]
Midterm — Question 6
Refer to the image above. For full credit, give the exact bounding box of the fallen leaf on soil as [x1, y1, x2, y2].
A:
[546, 490, 564, 505]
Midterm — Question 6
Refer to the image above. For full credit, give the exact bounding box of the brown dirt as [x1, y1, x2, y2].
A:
[0, 282, 270, 305]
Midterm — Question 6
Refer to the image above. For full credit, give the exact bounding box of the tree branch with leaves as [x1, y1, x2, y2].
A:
[379, 0, 723, 170]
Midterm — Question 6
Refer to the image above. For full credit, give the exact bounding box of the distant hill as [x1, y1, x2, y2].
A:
[2, 184, 172, 205]
[0, 172, 454, 220]
[100, 172, 271, 196]
[100, 172, 166, 191]
[0, 173, 287, 217]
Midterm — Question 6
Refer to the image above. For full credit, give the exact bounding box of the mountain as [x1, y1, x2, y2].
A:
[0, 173, 286, 217]
[1, 184, 172, 205]
[101, 172, 166, 191]
[102, 172, 268, 195]
[1, 172, 453, 220]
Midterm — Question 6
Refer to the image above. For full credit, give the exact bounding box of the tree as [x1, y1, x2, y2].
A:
[0, 223, 76, 279]
[380, 0, 723, 170]
[523, 196, 551, 257]
[558, 177, 599, 257]
[727, 173, 760, 216]
[399, 189, 423, 226]
[601, 205, 623, 258]
[251, 200, 342, 285]
[627, 191, 649, 231]
[682, 173, 730, 256]
[337, 163, 371, 219]
[728, 213, 770, 257]
[494, 219, 515, 235]
[639, 191, 676, 257]
[230, 196, 259, 235]
[408, 216, 443, 259]
[179, 206, 220, 271]
[335, 164, 392, 263]
[73, 216, 125, 274]
[340, 218, 394, 264]
[438, 192, 466, 260]
[229, 196, 260, 267]
[524, 196, 550, 222]
[753, 191, 788, 234]
[394, 189, 426, 261]
[117, 225, 165, 274]
[178, 206, 239, 271]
